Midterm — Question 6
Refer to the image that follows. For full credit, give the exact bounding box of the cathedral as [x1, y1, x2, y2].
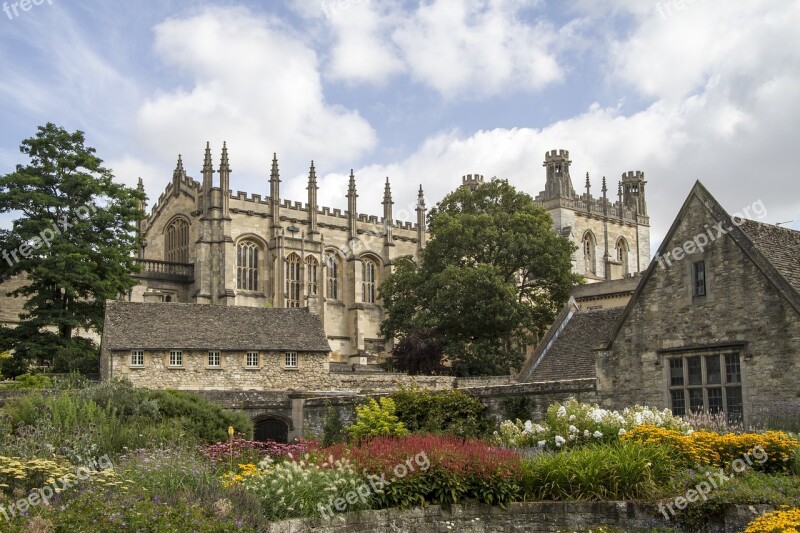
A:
[128, 145, 650, 363]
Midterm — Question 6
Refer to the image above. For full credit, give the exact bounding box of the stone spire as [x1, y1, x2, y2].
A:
[585, 172, 591, 198]
[617, 181, 623, 218]
[602, 176, 610, 262]
[136, 177, 146, 258]
[307, 160, 319, 236]
[219, 142, 231, 218]
[382, 177, 394, 244]
[172, 155, 185, 198]
[347, 169, 358, 240]
[416, 184, 426, 251]
[270, 153, 282, 236]
[202, 142, 214, 216]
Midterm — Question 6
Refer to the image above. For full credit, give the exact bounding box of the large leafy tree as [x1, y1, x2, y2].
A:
[0, 123, 144, 375]
[380, 179, 580, 376]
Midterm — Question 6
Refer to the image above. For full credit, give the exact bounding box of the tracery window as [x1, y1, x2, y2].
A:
[286, 253, 302, 307]
[165, 218, 189, 263]
[237, 241, 259, 291]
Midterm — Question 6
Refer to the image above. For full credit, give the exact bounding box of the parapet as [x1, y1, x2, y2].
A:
[622, 170, 645, 181]
[544, 149, 570, 161]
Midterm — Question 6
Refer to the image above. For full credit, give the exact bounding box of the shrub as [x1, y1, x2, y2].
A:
[492, 398, 691, 450]
[391, 385, 492, 438]
[237, 454, 370, 520]
[745, 507, 800, 533]
[347, 398, 408, 442]
[202, 437, 311, 464]
[321, 404, 346, 447]
[622, 425, 800, 472]
[520, 440, 675, 501]
[9, 374, 52, 389]
[328, 434, 523, 508]
[147, 389, 253, 443]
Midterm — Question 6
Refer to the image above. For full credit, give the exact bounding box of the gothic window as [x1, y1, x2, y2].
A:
[327, 254, 340, 300]
[362, 258, 378, 304]
[306, 256, 318, 296]
[694, 261, 707, 297]
[616, 238, 629, 276]
[165, 218, 189, 263]
[582, 231, 597, 275]
[285, 253, 302, 308]
[667, 351, 743, 422]
[237, 241, 259, 291]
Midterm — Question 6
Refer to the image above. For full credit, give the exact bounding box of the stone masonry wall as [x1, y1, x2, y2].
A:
[596, 193, 800, 423]
[261, 501, 769, 533]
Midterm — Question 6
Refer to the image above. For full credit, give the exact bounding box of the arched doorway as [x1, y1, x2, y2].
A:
[253, 417, 289, 443]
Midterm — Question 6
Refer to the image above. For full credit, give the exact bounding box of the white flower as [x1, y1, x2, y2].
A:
[584, 430, 591, 438]
[557, 406, 567, 418]
[537, 440, 547, 448]
[569, 414, 576, 421]
[593, 431, 603, 439]
[523, 421, 533, 433]
[554, 435, 566, 447]
[618, 428, 627, 436]
[569, 425, 578, 433]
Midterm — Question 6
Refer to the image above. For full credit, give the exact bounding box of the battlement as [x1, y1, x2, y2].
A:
[622, 171, 645, 181]
[544, 149, 570, 161]
[462, 174, 484, 184]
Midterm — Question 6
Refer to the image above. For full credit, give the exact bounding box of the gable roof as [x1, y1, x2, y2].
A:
[518, 297, 623, 382]
[603, 180, 800, 349]
[102, 301, 330, 352]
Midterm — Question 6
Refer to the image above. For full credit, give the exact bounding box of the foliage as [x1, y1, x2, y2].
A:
[667, 471, 800, 532]
[235, 454, 370, 520]
[521, 441, 675, 501]
[327, 434, 522, 509]
[387, 329, 445, 375]
[347, 398, 408, 442]
[492, 398, 690, 450]
[0, 123, 145, 374]
[8, 373, 52, 389]
[0, 455, 116, 497]
[745, 507, 800, 533]
[682, 410, 745, 434]
[379, 179, 581, 376]
[321, 403, 347, 447]
[751, 400, 800, 434]
[390, 384, 493, 438]
[147, 389, 254, 443]
[202, 437, 311, 464]
[622, 425, 800, 472]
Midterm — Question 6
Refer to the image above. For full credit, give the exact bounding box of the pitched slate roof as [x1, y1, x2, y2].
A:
[739, 219, 800, 296]
[519, 305, 624, 382]
[103, 301, 330, 352]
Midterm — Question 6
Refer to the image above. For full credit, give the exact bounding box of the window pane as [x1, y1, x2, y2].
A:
[689, 389, 704, 413]
[725, 354, 741, 383]
[687, 356, 702, 386]
[706, 355, 721, 384]
[670, 390, 685, 416]
[726, 387, 743, 422]
[669, 359, 684, 386]
[694, 262, 706, 296]
[707, 388, 723, 413]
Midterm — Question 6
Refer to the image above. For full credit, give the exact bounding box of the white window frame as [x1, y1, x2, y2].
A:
[130, 350, 144, 367]
[246, 351, 260, 368]
[208, 351, 221, 368]
[169, 350, 182, 367]
[284, 351, 298, 368]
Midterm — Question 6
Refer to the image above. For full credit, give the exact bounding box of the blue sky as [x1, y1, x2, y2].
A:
[1, 0, 799, 252]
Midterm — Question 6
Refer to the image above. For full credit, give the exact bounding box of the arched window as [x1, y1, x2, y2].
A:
[582, 231, 597, 275]
[616, 238, 629, 276]
[306, 256, 318, 296]
[237, 241, 259, 291]
[327, 254, 340, 300]
[362, 258, 377, 304]
[165, 218, 189, 263]
[285, 253, 301, 307]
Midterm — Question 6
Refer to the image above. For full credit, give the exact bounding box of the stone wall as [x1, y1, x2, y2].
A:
[259, 501, 769, 533]
[596, 193, 800, 425]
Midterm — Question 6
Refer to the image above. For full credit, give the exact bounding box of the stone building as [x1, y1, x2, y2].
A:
[126, 145, 650, 364]
[100, 301, 332, 391]
[525, 181, 800, 426]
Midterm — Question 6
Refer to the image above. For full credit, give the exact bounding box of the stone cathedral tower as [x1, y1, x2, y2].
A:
[534, 149, 650, 281]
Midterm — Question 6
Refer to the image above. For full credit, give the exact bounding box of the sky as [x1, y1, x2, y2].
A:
[1, 0, 799, 255]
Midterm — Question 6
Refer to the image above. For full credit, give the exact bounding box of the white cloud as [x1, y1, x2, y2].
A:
[134, 6, 377, 184]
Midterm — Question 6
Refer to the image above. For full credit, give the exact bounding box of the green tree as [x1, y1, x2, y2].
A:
[0, 123, 144, 374]
[380, 179, 580, 376]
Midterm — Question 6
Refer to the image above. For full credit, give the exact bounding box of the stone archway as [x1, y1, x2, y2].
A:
[253, 415, 292, 443]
